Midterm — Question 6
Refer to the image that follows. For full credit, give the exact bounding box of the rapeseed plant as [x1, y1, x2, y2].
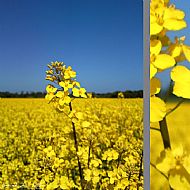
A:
[43, 61, 143, 189]
[150, 0, 190, 189]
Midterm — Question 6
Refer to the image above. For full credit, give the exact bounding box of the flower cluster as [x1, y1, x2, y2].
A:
[150, 0, 190, 122]
[156, 145, 190, 189]
[150, 0, 190, 189]
[45, 61, 87, 111]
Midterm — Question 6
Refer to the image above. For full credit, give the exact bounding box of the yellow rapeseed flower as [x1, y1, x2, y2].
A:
[55, 91, 65, 98]
[72, 88, 87, 98]
[64, 66, 76, 79]
[45, 93, 55, 102]
[171, 65, 190, 99]
[46, 85, 57, 94]
[59, 96, 71, 106]
[45, 85, 57, 101]
[150, 1, 186, 36]
[152, 54, 175, 70]
[150, 39, 175, 74]
[59, 81, 73, 91]
[72, 81, 80, 88]
[156, 145, 190, 189]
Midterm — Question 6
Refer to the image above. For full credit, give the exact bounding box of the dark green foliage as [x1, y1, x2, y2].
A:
[0, 90, 143, 98]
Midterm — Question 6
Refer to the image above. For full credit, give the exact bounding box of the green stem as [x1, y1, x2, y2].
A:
[69, 102, 84, 190]
[138, 150, 143, 180]
[87, 140, 91, 169]
[150, 162, 174, 190]
[137, 150, 143, 190]
[159, 117, 171, 149]
[164, 80, 173, 102]
[117, 152, 123, 168]
[158, 77, 173, 149]
[166, 99, 185, 116]
[150, 162, 168, 180]
[150, 127, 160, 132]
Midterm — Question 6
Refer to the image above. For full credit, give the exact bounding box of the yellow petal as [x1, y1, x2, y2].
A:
[59, 81, 65, 88]
[164, 19, 187, 31]
[155, 7, 165, 17]
[60, 176, 70, 189]
[46, 85, 57, 93]
[81, 94, 87, 98]
[70, 71, 76, 78]
[56, 91, 64, 98]
[156, 150, 175, 175]
[169, 169, 190, 190]
[84, 169, 92, 181]
[59, 98, 65, 106]
[150, 63, 157, 79]
[150, 1, 165, 10]
[171, 65, 190, 82]
[64, 96, 71, 104]
[150, 22, 163, 35]
[75, 112, 84, 119]
[168, 44, 182, 58]
[172, 144, 184, 158]
[72, 88, 79, 97]
[172, 81, 190, 99]
[82, 121, 91, 128]
[45, 93, 54, 101]
[171, 65, 190, 99]
[75, 82, 80, 87]
[153, 54, 175, 70]
[150, 13, 157, 23]
[163, 8, 185, 20]
[182, 45, 190, 62]
[80, 88, 86, 93]
[150, 77, 161, 95]
[150, 97, 166, 122]
[150, 40, 162, 56]
[171, 66, 190, 99]
[183, 155, 190, 172]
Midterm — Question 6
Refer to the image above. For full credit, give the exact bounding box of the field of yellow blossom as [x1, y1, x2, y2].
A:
[151, 101, 190, 190]
[0, 98, 143, 190]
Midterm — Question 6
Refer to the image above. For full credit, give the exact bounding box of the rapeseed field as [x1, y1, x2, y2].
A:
[0, 98, 143, 190]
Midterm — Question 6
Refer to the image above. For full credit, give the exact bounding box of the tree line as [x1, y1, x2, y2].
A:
[0, 90, 143, 98]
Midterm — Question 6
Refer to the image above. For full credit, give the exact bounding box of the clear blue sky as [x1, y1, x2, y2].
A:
[157, 0, 190, 90]
[0, 0, 143, 93]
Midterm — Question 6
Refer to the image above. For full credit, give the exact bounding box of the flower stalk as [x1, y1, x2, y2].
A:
[159, 117, 171, 149]
[69, 102, 84, 190]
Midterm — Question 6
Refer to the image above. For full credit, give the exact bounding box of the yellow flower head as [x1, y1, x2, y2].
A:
[64, 66, 76, 79]
[72, 87, 87, 98]
[46, 85, 57, 94]
[45, 61, 87, 112]
[59, 96, 71, 106]
[59, 81, 73, 91]
[150, 1, 186, 36]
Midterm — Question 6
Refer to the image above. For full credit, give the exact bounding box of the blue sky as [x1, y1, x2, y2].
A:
[0, 0, 143, 93]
